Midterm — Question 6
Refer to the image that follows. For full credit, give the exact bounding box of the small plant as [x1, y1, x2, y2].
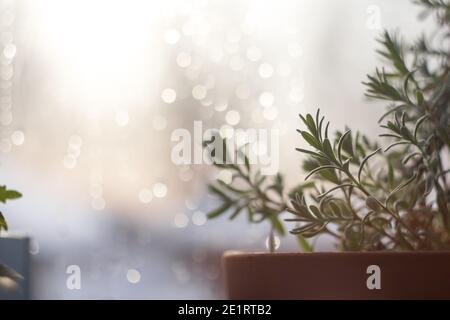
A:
[0, 185, 22, 234]
[0, 185, 22, 289]
[205, 0, 449, 251]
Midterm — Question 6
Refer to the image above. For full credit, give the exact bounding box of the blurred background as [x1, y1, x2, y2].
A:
[0, 0, 431, 299]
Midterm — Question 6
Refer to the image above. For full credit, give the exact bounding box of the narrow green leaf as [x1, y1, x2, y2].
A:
[384, 141, 410, 152]
[324, 122, 330, 139]
[378, 104, 409, 123]
[304, 165, 345, 181]
[229, 204, 246, 220]
[0, 212, 8, 231]
[300, 131, 322, 150]
[379, 133, 403, 139]
[295, 148, 327, 160]
[315, 109, 321, 135]
[318, 184, 355, 199]
[246, 206, 254, 223]
[329, 201, 342, 218]
[305, 114, 318, 137]
[358, 148, 381, 182]
[413, 114, 428, 140]
[270, 215, 285, 236]
[402, 70, 417, 104]
[318, 116, 325, 141]
[337, 130, 351, 163]
[207, 202, 233, 219]
[301, 224, 329, 238]
[342, 158, 351, 171]
[299, 114, 308, 127]
[402, 152, 421, 164]
[290, 223, 316, 234]
[322, 138, 336, 162]
[386, 173, 417, 204]
[309, 205, 322, 219]
[208, 184, 231, 201]
[217, 180, 250, 195]
[287, 181, 316, 199]
[296, 235, 313, 252]
[416, 91, 424, 106]
[388, 163, 394, 187]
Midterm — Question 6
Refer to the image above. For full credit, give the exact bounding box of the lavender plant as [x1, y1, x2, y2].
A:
[205, 0, 450, 251]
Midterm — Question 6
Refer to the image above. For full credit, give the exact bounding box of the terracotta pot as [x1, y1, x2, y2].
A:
[223, 251, 450, 300]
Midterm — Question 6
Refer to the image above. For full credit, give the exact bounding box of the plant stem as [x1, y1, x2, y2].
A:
[343, 167, 421, 246]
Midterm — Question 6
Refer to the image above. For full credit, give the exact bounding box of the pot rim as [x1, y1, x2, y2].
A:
[223, 250, 450, 258]
[0, 232, 29, 239]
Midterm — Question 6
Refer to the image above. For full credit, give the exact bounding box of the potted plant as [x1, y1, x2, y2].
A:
[0, 184, 28, 300]
[204, 0, 450, 299]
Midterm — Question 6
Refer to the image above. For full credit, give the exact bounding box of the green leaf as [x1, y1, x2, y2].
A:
[207, 202, 233, 219]
[237, 148, 250, 172]
[386, 173, 417, 204]
[246, 206, 255, 222]
[217, 180, 250, 195]
[290, 223, 317, 234]
[318, 116, 325, 141]
[322, 138, 337, 163]
[416, 91, 424, 106]
[305, 114, 318, 137]
[379, 31, 409, 75]
[287, 181, 316, 199]
[379, 133, 403, 139]
[309, 205, 322, 219]
[378, 104, 409, 123]
[384, 141, 410, 152]
[300, 131, 322, 150]
[358, 148, 381, 182]
[304, 165, 345, 181]
[337, 130, 351, 163]
[295, 148, 327, 160]
[402, 152, 421, 164]
[299, 114, 308, 127]
[229, 204, 246, 220]
[296, 235, 313, 252]
[270, 215, 285, 236]
[387, 163, 394, 187]
[413, 114, 428, 140]
[208, 184, 231, 201]
[342, 158, 351, 171]
[402, 70, 417, 104]
[0, 186, 22, 203]
[365, 196, 380, 211]
[329, 201, 343, 218]
[300, 224, 329, 238]
[324, 122, 330, 139]
[0, 212, 8, 231]
[318, 184, 355, 199]
[315, 109, 321, 134]
[314, 163, 340, 184]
